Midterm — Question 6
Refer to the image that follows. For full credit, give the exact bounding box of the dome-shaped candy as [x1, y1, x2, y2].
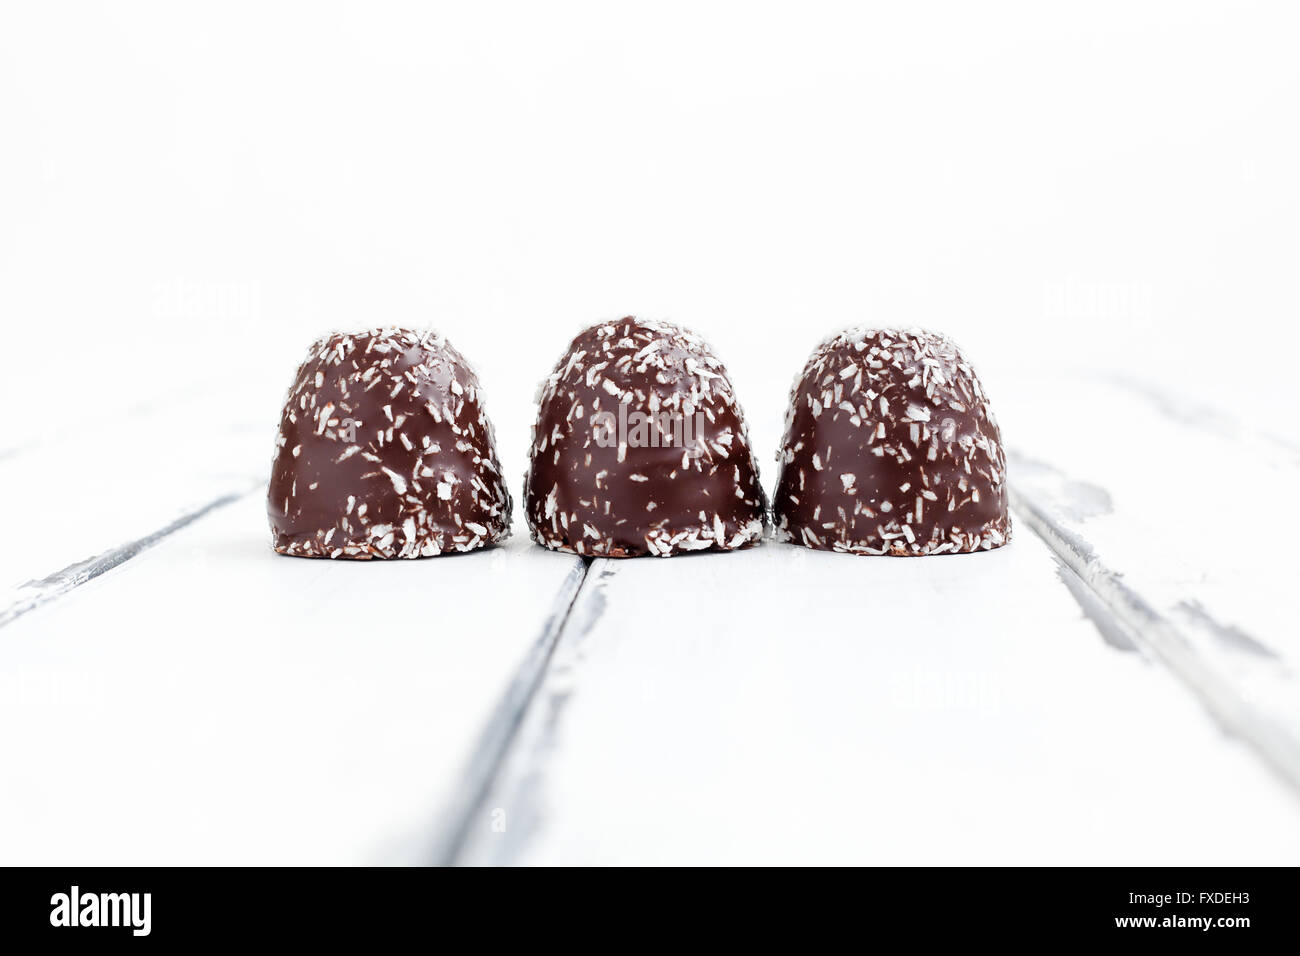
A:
[524, 317, 766, 557]
[773, 328, 1009, 555]
[268, 328, 511, 558]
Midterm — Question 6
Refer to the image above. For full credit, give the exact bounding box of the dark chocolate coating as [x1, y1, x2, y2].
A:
[773, 328, 1010, 555]
[268, 328, 511, 558]
[524, 317, 766, 557]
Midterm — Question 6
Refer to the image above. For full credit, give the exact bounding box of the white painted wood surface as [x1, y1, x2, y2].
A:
[0, 368, 1296, 865]
[0, 493, 582, 864]
[459, 538, 1300, 865]
[0, 386, 268, 626]
[1003, 375, 1300, 790]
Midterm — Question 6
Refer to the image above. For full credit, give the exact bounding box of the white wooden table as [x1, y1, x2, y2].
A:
[1, 369, 1297, 866]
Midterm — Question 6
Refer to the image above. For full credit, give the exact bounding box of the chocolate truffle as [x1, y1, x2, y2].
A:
[773, 328, 1010, 555]
[524, 317, 766, 557]
[268, 328, 511, 558]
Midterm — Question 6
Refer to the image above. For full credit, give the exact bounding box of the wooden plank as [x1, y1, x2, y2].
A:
[0, 388, 268, 618]
[458, 535, 1300, 865]
[0, 493, 584, 865]
[1002, 374, 1300, 790]
[0, 490, 254, 629]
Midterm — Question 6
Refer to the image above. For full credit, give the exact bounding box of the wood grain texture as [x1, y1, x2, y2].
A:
[459, 535, 1300, 865]
[1003, 375, 1300, 791]
[0, 494, 583, 864]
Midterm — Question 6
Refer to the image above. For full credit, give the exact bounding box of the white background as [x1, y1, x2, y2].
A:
[3, 1, 1298, 477]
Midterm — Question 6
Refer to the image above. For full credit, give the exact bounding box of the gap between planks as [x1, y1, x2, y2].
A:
[450, 532, 1249, 866]
[1010, 486, 1300, 798]
[448, 497, 1300, 864]
[0, 483, 262, 630]
[430, 556, 595, 866]
[444, 556, 621, 866]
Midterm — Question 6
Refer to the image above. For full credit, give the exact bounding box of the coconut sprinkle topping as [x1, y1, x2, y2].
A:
[523, 317, 767, 557]
[267, 328, 512, 559]
[773, 327, 1010, 556]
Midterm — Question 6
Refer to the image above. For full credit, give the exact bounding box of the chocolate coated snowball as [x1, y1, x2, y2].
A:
[773, 328, 1009, 555]
[525, 317, 766, 557]
[268, 328, 511, 558]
